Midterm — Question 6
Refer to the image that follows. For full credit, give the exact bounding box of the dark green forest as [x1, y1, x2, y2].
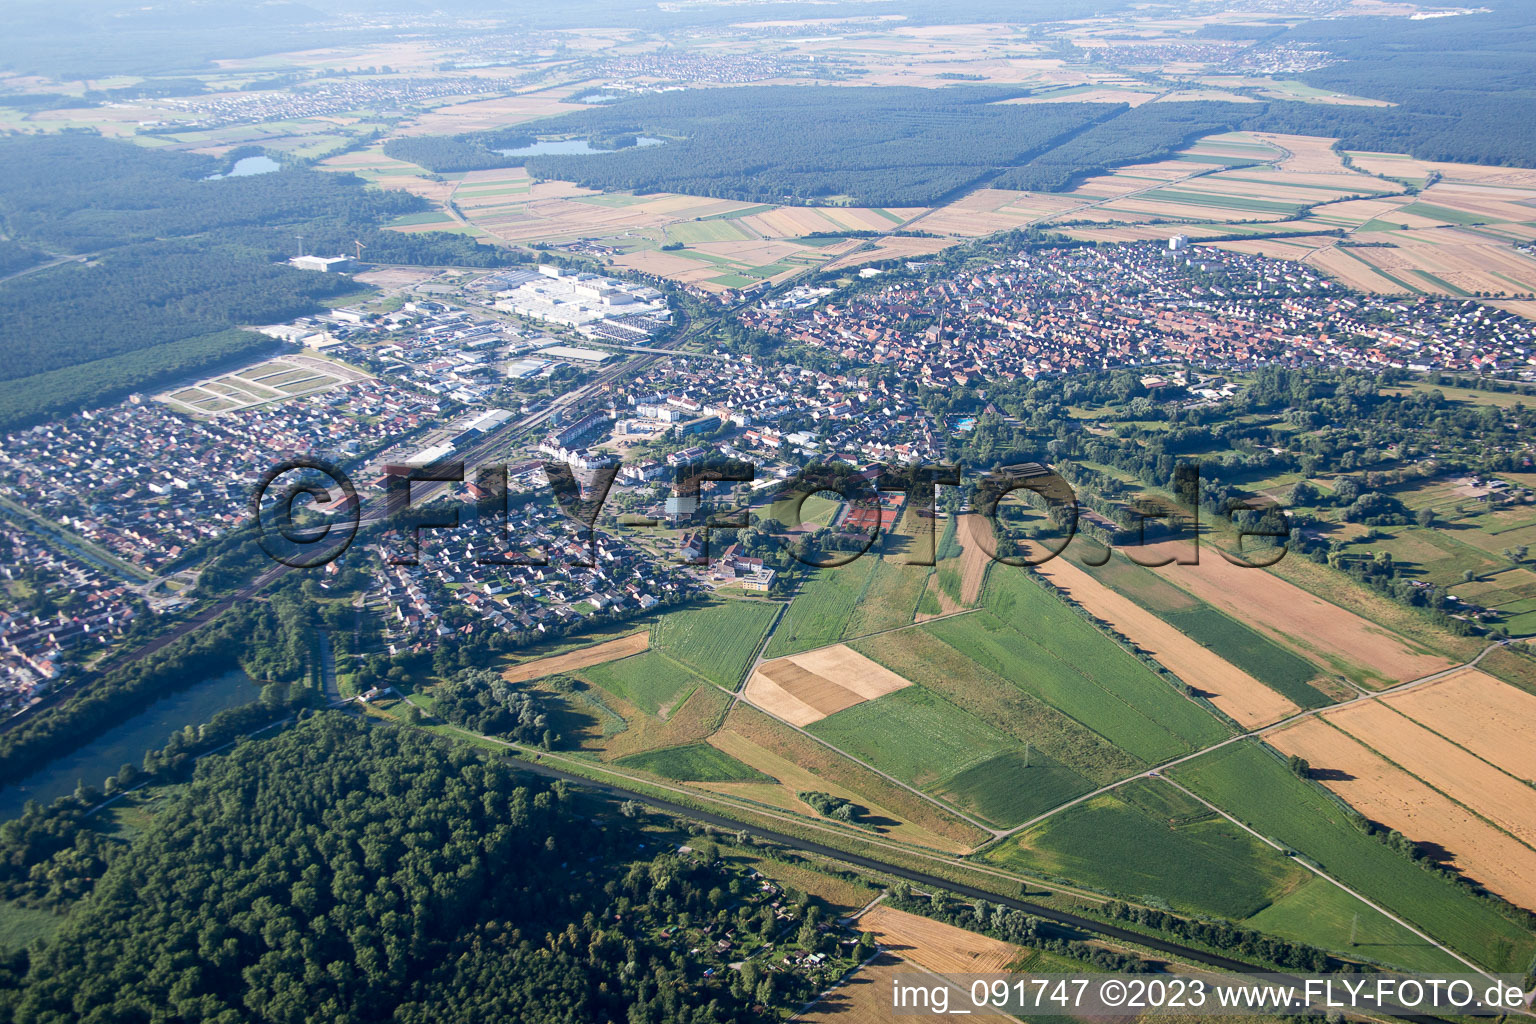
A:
[0, 714, 851, 1023]
[399, 87, 1110, 205]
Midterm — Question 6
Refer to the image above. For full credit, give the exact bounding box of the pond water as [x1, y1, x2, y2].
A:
[0, 670, 261, 820]
[495, 136, 665, 157]
[205, 155, 280, 180]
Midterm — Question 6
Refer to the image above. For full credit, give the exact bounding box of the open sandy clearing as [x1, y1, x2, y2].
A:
[502, 631, 649, 683]
[858, 905, 1022, 974]
[743, 645, 914, 727]
[1320, 698, 1536, 846]
[1268, 720, 1536, 910]
[1139, 540, 1455, 687]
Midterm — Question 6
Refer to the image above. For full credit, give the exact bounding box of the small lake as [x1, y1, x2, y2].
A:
[496, 136, 665, 157]
[0, 670, 261, 820]
[205, 155, 281, 180]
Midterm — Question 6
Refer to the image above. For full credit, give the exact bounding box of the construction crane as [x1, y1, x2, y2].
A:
[353, 239, 367, 262]
[295, 234, 305, 258]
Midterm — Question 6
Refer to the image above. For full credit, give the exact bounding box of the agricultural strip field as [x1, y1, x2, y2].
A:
[1244, 877, 1467, 974]
[761, 560, 877, 658]
[613, 742, 770, 783]
[805, 685, 1021, 793]
[577, 650, 707, 718]
[705, 706, 986, 851]
[742, 645, 914, 728]
[988, 778, 1310, 920]
[1028, 542, 1319, 727]
[651, 598, 779, 688]
[1267, 717, 1536, 910]
[797, 953, 1015, 1024]
[1170, 741, 1536, 972]
[932, 570, 1230, 762]
[502, 630, 648, 683]
[1137, 539, 1456, 688]
[1379, 668, 1536, 781]
[858, 905, 1023, 974]
[850, 627, 1141, 785]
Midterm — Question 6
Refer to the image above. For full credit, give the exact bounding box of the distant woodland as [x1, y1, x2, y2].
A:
[0, 134, 523, 430]
[392, 65, 1536, 208]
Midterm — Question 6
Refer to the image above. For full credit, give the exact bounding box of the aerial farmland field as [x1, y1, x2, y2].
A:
[1171, 742, 1536, 972]
[988, 778, 1310, 920]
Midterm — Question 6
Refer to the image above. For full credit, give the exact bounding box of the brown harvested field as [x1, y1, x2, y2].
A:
[503, 632, 649, 683]
[822, 234, 955, 271]
[1267, 719, 1536, 909]
[743, 645, 914, 727]
[911, 189, 1084, 237]
[858, 905, 1023, 973]
[1246, 132, 1353, 175]
[706, 708, 982, 851]
[1028, 547, 1303, 729]
[1140, 540, 1455, 687]
[795, 952, 1015, 1024]
[1306, 246, 1415, 293]
[1320, 696, 1536, 845]
[955, 513, 994, 606]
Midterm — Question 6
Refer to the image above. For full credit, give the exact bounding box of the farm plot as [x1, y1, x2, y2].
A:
[797, 953, 1015, 1024]
[1314, 698, 1536, 847]
[707, 704, 987, 851]
[806, 685, 1022, 792]
[1244, 877, 1467, 974]
[1381, 668, 1536, 782]
[502, 630, 649, 683]
[851, 626, 1141, 785]
[1137, 539, 1456, 688]
[761, 560, 876, 658]
[742, 645, 914, 728]
[1267, 718, 1536, 911]
[1170, 741, 1536, 973]
[578, 650, 706, 718]
[990, 779, 1309, 920]
[652, 599, 779, 688]
[858, 906, 1023, 974]
[966, 569, 1228, 755]
[613, 742, 769, 782]
[1027, 545, 1314, 728]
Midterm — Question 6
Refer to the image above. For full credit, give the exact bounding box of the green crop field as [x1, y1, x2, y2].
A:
[1172, 741, 1536, 972]
[989, 779, 1309, 920]
[852, 627, 1143, 784]
[578, 651, 706, 717]
[762, 560, 875, 658]
[934, 750, 1093, 828]
[928, 571, 1228, 762]
[841, 556, 931, 639]
[1245, 877, 1467, 974]
[1158, 606, 1331, 707]
[806, 685, 1020, 791]
[653, 599, 780, 688]
[614, 742, 770, 782]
